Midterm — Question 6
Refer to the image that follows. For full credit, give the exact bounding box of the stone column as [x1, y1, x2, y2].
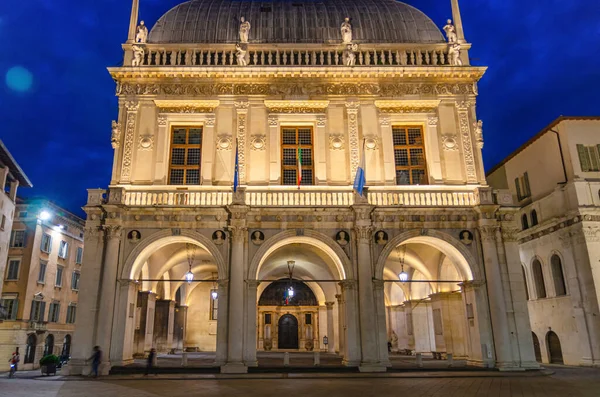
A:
[96, 225, 122, 374]
[109, 280, 138, 366]
[143, 293, 157, 353]
[244, 280, 259, 366]
[268, 115, 280, 184]
[222, 204, 248, 373]
[378, 114, 395, 184]
[167, 301, 176, 350]
[202, 114, 216, 184]
[460, 281, 494, 367]
[373, 280, 391, 366]
[174, 305, 188, 351]
[67, 225, 104, 375]
[478, 224, 515, 368]
[119, 101, 139, 183]
[335, 294, 345, 355]
[215, 279, 229, 365]
[340, 281, 360, 366]
[234, 101, 249, 185]
[325, 302, 335, 353]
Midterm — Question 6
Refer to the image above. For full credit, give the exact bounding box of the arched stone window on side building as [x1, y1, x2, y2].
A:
[522, 265, 530, 300]
[532, 259, 546, 299]
[530, 210, 538, 226]
[521, 214, 529, 230]
[550, 255, 567, 296]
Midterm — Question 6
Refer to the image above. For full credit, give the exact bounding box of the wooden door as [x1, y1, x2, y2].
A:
[547, 331, 564, 364]
[278, 314, 299, 349]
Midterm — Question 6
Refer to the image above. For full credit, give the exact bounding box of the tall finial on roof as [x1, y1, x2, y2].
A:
[450, 0, 466, 43]
[127, 0, 140, 43]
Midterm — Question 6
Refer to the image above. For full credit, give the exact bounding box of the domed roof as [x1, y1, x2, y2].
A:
[148, 0, 444, 44]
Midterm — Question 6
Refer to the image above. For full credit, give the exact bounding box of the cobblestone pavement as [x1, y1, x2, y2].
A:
[1, 366, 599, 397]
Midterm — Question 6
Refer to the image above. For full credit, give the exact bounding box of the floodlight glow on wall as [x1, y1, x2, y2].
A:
[39, 210, 52, 221]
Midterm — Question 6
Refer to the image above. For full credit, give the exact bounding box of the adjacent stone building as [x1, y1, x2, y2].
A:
[0, 140, 31, 299]
[69, 0, 539, 375]
[0, 199, 84, 370]
[488, 116, 600, 366]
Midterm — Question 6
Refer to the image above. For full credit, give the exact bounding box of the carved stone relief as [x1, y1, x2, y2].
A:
[138, 134, 154, 151]
[235, 101, 249, 182]
[250, 135, 266, 151]
[441, 134, 459, 151]
[346, 102, 360, 177]
[365, 136, 379, 150]
[456, 101, 478, 183]
[329, 135, 345, 150]
[120, 101, 140, 182]
[111, 121, 121, 149]
[216, 135, 232, 151]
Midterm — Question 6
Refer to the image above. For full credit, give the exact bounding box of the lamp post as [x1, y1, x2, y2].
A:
[185, 243, 194, 284]
[397, 245, 409, 282]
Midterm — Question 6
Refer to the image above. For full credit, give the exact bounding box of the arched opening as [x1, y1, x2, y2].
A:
[113, 232, 227, 368]
[547, 331, 564, 364]
[379, 234, 476, 366]
[532, 259, 546, 298]
[61, 334, 72, 359]
[531, 332, 542, 362]
[278, 314, 299, 349]
[25, 334, 36, 364]
[530, 210, 538, 226]
[44, 334, 54, 356]
[253, 234, 350, 363]
[522, 266, 530, 300]
[550, 255, 567, 296]
[521, 214, 529, 230]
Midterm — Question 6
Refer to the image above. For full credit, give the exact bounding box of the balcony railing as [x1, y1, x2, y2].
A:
[97, 186, 484, 208]
[127, 43, 456, 68]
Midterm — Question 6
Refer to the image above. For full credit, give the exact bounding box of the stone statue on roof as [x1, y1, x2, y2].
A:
[111, 121, 121, 149]
[239, 17, 251, 43]
[449, 42, 462, 66]
[341, 17, 352, 44]
[236, 43, 248, 66]
[136, 21, 148, 44]
[443, 19, 457, 44]
[131, 45, 145, 67]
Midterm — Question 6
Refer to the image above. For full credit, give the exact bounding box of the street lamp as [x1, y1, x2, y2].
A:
[396, 245, 409, 283]
[185, 243, 195, 284]
[39, 210, 51, 221]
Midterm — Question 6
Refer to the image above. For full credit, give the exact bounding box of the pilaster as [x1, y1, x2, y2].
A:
[455, 101, 478, 184]
[379, 114, 395, 184]
[346, 102, 361, 179]
[234, 101, 249, 184]
[120, 101, 140, 183]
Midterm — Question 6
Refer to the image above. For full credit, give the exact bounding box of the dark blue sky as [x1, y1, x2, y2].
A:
[1, 0, 599, 217]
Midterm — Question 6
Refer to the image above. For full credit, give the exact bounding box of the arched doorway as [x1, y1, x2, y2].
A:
[547, 331, 564, 364]
[61, 335, 72, 359]
[25, 334, 36, 364]
[278, 314, 299, 349]
[44, 334, 54, 356]
[532, 332, 542, 362]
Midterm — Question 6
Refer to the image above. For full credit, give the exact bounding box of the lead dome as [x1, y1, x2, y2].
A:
[148, 0, 445, 44]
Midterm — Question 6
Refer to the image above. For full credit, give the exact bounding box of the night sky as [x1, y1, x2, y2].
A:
[1, 0, 598, 217]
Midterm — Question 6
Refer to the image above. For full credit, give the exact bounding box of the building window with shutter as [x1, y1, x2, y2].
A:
[40, 233, 53, 253]
[55, 266, 64, 287]
[30, 300, 46, 322]
[58, 241, 69, 259]
[515, 172, 531, 201]
[392, 126, 428, 185]
[48, 302, 60, 323]
[10, 230, 26, 248]
[71, 271, 80, 291]
[168, 127, 203, 185]
[66, 304, 77, 324]
[38, 262, 47, 284]
[577, 144, 600, 172]
[0, 297, 18, 320]
[75, 247, 83, 265]
[281, 127, 314, 185]
[6, 259, 20, 280]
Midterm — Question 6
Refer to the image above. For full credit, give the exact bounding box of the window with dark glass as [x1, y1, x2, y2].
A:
[0, 298, 18, 320]
[10, 230, 25, 248]
[305, 313, 312, 325]
[265, 313, 272, 324]
[532, 259, 547, 299]
[551, 255, 567, 296]
[281, 127, 314, 185]
[392, 126, 428, 185]
[168, 127, 203, 185]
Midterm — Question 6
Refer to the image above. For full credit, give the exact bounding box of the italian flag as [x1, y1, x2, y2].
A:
[297, 146, 302, 189]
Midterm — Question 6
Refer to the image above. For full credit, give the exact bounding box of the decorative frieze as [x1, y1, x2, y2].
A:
[264, 100, 330, 114]
[153, 100, 220, 113]
[374, 100, 441, 114]
[455, 101, 478, 183]
[157, 115, 167, 126]
[346, 102, 361, 177]
[235, 101, 249, 182]
[116, 82, 478, 98]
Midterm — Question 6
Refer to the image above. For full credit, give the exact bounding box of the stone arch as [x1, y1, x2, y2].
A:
[374, 229, 478, 281]
[121, 229, 228, 281]
[248, 229, 353, 280]
[530, 256, 547, 299]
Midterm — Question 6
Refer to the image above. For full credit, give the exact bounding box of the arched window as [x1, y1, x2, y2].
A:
[61, 334, 72, 359]
[551, 255, 567, 296]
[44, 334, 54, 356]
[522, 266, 530, 300]
[532, 259, 546, 298]
[25, 334, 36, 364]
[522, 214, 529, 230]
[531, 210, 538, 226]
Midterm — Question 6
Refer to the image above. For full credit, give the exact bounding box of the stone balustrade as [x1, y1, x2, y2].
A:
[128, 43, 455, 68]
[98, 186, 482, 208]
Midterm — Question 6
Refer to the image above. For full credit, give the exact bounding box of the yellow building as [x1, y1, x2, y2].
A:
[69, 0, 538, 375]
[0, 200, 84, 370]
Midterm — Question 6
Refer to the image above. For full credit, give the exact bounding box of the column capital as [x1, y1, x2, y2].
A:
[335, 293, 342, 303]
[459, 279, 485, 291]
[372, 279, 385, 291]
[354, 225, 373, 242]
[246, 280, 261, 289]
[228, 225, 248, 242]
[345, 101, 360, 113]
[479, 225, 499, 242]
[379, 114, 391, 126]
[339, 279, 357, 291]
[325, 301, 335, 309]
[218, 279, 230, 289]
[234, 101, 249, 113]
[428, 116, 439, 126]
[104, 225, 122, 240]
[84, 226, 103, 238]
[117, 279, 138, 287]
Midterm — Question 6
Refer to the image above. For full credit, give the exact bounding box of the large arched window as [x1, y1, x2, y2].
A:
[532, 259, 546, 299]
[522, 265, 530, 300]
[44, 334, 54, 356]
[551, 255, 567, 296]
[522, 214, 529, 230]
[25, 334, 36, 364]
[531, 210, 538, 226]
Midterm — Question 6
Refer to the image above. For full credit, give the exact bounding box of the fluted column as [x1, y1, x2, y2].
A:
[96, 225, 122, 374]
[244, 280, 259, 366]
[215, 279, 229, 365]
[222, 208, 248, 373]
[325, 302, 335, 353]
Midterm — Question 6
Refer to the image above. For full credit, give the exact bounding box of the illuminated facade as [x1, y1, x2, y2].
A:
[69, 0, 538, 374]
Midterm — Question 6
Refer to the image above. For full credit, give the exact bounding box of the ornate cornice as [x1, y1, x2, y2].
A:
[153, 99, 220, 113]
[374, 100, 441, 113]
[115, 82, 478, 98]
[264, 100, 330, 114]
